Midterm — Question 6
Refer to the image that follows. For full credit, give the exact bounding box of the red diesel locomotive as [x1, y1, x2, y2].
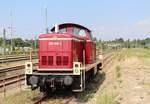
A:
[25, 23, 102, 92]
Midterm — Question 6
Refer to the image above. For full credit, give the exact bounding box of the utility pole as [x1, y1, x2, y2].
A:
[2, 28, 7, 64]
[10, 11, 13, 53]
[3, 28, 6, 54]
[45, 7, 48, 33]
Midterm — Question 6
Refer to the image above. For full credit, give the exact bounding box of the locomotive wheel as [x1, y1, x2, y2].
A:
[45, 84, 53, 94]
[39, 77, 47, 92]
[90, 69, 94, 80]
[97, 63, 102, 71]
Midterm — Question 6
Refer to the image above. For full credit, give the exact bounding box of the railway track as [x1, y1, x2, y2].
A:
[0, 74, 25, 88]
[33, 93, 47, 104]
[0, 50, 116, 104]
[0, 63, 38, 91]
[102, 51, 116, 67]
[0, 52, 114, 95]
[0, 55, 37, 64]
[0, 63, 38, 73]
[33, 94, 74, 104]
[32, 51, 116, 104]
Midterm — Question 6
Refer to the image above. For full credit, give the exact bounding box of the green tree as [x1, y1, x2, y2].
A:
[0, 37, 3, 46]
[13, 38, 24, 47]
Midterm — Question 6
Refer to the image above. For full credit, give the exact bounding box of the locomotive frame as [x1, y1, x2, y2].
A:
[25, 23, 102, 92]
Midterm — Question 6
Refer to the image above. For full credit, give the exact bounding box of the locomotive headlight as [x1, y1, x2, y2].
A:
[29, 76, 38, 86]
[25, 62, 33, 74]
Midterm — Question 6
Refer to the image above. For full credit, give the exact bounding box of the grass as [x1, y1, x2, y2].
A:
[116, 65, 122, 88]
[117, 49, 127, 61]
[115, 48, 150, 60]
[126, 48, 150, 58]
[96, 48, 150, 104]
[96, 56, 122, 104]
[144, 83, 150, 88]
[1, 90, 40, 104]
[96, 88, 119, 104]
[116, 66, 121, 79]
[0, 73, 6, 77]
[76, 72, 106, 102]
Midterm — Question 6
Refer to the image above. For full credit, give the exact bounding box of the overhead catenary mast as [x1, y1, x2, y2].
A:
[10, 11, 13, 53]
[3, 28, 6, 54]
[45, 6, 48, 33]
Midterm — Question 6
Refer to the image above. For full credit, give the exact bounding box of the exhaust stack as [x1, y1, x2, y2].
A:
[55, 24, 59, 33]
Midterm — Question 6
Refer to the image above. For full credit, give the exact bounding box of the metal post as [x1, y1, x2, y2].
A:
[80, 69, 83, 91]
[30, 50, 32, 62]
[2, 28, 6, 65]
[17, 73, 19, 88]
[83, 50, 85, 89]
[18, 74, 21, 91]
[3, 28, 6, 54]
[10, 11, 13, 53]
[45, 7, 48, 33]
[3, 75, 6, 98]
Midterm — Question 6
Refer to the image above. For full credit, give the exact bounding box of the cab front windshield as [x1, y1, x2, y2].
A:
[58, 27, 86, 37]
[73, 27, 86, 36]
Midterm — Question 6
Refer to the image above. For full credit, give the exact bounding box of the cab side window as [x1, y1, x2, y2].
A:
[73, 27, 79, 35]
[90, 32, 93, 40]
[59, 28, 67, 33]
[79, 29, 86, 36]
[73, 27, 86, 37]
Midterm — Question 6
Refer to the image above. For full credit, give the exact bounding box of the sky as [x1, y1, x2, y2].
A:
[0, 0, 150, 40]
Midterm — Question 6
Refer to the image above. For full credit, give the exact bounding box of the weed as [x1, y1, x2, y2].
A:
[126, 48, 150, 58]
[1, 90, 40, 104]
[116, 66, 121, 78]
[97, 89, 118, 104]
[118, 79, 122, 84]
[76, 72, 106, 102]
[144, 83, 150, 88]
[113, 86, 117, 89]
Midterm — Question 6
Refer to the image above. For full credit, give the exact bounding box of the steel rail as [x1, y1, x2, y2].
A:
[0, 56, 37, 63]
[0, 63, 38, 73]
[33, 93, 47, 104]
[0, 63, 38, 91]
[0, 74, 25, 88]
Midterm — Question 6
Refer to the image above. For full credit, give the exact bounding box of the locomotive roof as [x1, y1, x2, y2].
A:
[51, 23, 91, 32]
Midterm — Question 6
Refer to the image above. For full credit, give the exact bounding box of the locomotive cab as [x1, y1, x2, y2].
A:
[38, 23, 95, 71]
[51, 23, 96, 64]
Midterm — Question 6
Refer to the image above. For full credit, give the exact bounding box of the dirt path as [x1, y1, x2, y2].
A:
[88, 48, 150, 104]
[118, 57, 150, 104]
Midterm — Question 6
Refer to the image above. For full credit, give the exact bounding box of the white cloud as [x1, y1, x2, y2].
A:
[136, 17, 150, 28]
[92, 17, 150, 40]
[134, 17, 150, 35]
